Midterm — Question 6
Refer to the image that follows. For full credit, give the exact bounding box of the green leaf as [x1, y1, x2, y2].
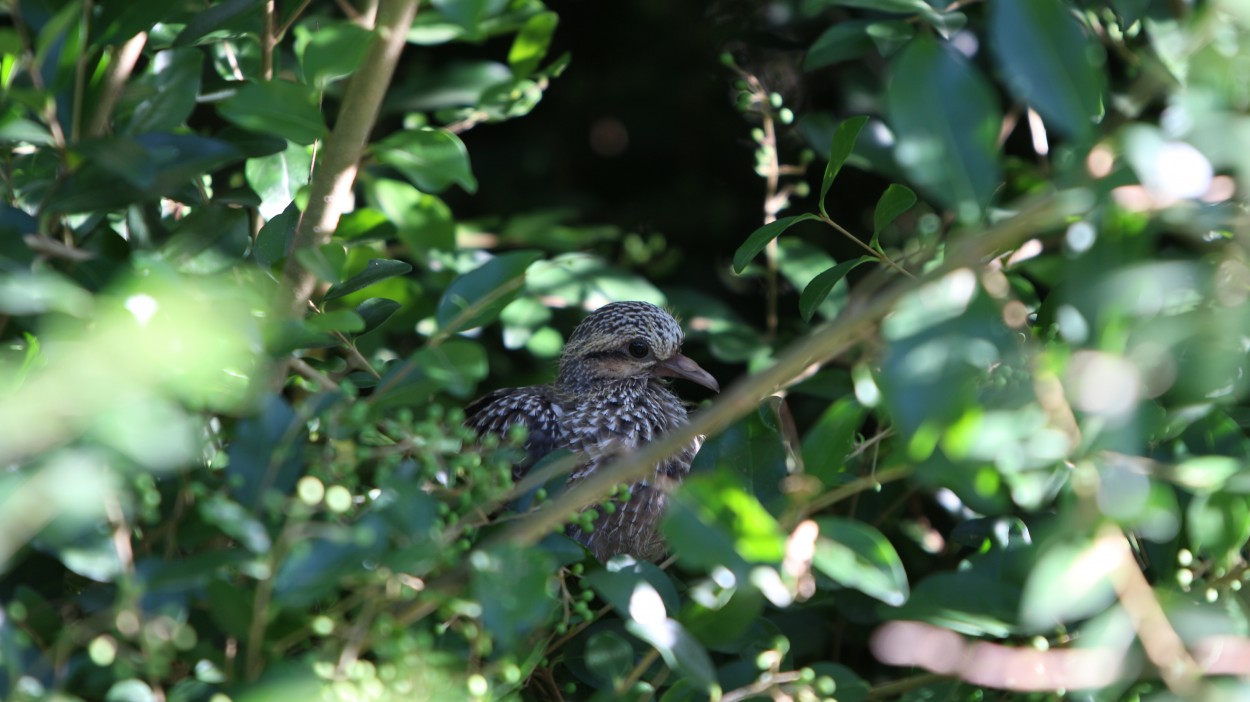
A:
[374, 128, 478, 194]
[1020, 535, 1120, 629]
[366, 179, 456, 253]
[804, 22, 875, 71]
[813, 517, 909, 606]
[888, 573, 1019, 637]
[866, 20, 915, 55]
[662, 472, 787, 572]
[121, 48, 203, 135]
[245, 142, 312, 220]
[1188, 492, 1250, 561]
[323, 259, 413, 302]
[508, 11, 559, 77]
[989, 0, 1105, 139]
[217, 80, 326, 145]
[173, 0, 265, 46]
[871, 183, 917, 243]
[370, 339, 489, 408]
[886, 34, 1002, 219]
[470, 542, 557, 653]
[626, 616, 717, 690]
[307, 310, 365, 334]
[799, 256, 873, 322]
[731, 214, 819, 274]
[800, 397, 867, 484]
[583, 631, 635, 686]
[585, 557, 682, 620]
[820, 115, 869, 218]
[689, 411, 788, 512]
[435, 250, 543, 333]
[355, 298, 401, 335]
[253, 202, 298, 267]
[296, 21, 375, 88]
[198, 495, 272, 553]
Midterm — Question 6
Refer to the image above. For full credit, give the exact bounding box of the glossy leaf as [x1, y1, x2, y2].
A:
[355, 298, 401, 335]
[435, 250, 543, 333]
[121, 48, 203, 135]
[173, 0, 264, 46]
[370, 339, 489, 408]
[217, 80, 326, 145]
[470, 542, 557, 653]
[373, 128, 478, 194]
[367, 179, 456, 253]
[663, 472, 787, 571]
[731, 214, 819, 274]
[887, 34, 1002, 218]
[800, 397, 867, 484]
[245, 142, 311, 219]
[813, 517, 909, 606]
[804, 22, 874, 71]
[990, 0, 1105, 139]
[799, 256, 873, 322]
[253, 202, 299, 267]
[297, 21, 375, 88]
[820, 115, 869, 218]
[323, 259, 413, 302]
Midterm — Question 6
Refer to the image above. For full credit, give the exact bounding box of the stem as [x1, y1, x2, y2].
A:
[261, 0, 275, 80]
[281, 0, 421, 316]
[70, 0, 93, 142]
[87, 32, 148, 138]
[819, 213, 916, 279]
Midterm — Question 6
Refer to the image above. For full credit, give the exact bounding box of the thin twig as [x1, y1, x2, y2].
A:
[261, 0, 275, 80]
[819, 213, 916, 279]
[87, 32, 148, 137]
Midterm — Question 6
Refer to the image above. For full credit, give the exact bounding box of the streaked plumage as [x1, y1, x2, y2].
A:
[465, 301, 719, 561]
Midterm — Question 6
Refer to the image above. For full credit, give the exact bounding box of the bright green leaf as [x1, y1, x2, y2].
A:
[508, 11, 558, 77]
[373, 128, 478, 194]
[245, 142, 311, 219]
[296, 21, 375, 88]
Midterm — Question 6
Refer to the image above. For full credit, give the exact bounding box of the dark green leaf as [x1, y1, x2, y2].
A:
[990, 0, 1105, 139]
[173, 0, 265, 46]
[226, 395, 306, 508]
[355, 298, 401, 335]
[297, 21, 375, 88]
[813, 517, 909, 606]
[367, 179, 456, 253]
[435, 250, 543, 333]
[585, 557, 682, 619]
[323, 259, 413, 302]
[508, 11, 559, 77]
[887, 34, 1002, 218]
[121, 48, 203, 135]
[1188, 493, 1250, 560]
[731, 214, 819, 274]
[373, 128, 478, 194]
[804, 22, 874, 71]
[872, 183, 917, 241]
[217, 80, 326, 145]
[820, 115, 869, 218]
[274, 518, 386, 607]
[253, 202, 298, 267]
[471, 542, 557, 653]
[583, 631, 635, 686]
[198, 495, 272, 553]
[626, 617, 717, 689]
[800, 397, 867, 484]
[866, 20, 915, 55]
[799, 256, 873, 322]
[690, 411, 788, 512]
[888, 573, 1019, 637]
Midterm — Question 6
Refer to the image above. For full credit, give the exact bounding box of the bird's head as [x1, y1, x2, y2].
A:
[556, 301, 720, 394]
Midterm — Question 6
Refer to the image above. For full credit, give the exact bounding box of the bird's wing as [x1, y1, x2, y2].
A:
[464, 386, 563, 477]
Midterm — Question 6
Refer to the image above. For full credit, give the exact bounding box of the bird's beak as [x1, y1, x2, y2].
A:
[653, 353, 720, 393]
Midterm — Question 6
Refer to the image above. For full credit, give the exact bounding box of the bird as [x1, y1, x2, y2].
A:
[465, 301, 720, 561]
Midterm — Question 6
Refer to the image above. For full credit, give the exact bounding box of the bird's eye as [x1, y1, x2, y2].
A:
[627, 340, 650, 358]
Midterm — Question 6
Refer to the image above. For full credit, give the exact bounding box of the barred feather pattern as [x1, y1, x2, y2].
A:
[464, 301, 714, 562]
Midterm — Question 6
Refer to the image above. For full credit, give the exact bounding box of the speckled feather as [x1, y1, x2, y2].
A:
[464, 301, 713, 561]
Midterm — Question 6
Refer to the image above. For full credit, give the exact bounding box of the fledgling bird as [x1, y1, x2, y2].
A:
[465, 301, 719, 561]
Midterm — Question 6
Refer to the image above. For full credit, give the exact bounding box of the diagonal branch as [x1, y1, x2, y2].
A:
[281, 0, 422, 317]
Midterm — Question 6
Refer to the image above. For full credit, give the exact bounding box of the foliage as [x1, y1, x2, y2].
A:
[3, 0, 1250, 700]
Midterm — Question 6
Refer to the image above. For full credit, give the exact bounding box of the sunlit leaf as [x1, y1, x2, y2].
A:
[217, 80, 326, 145]
[436, 250, 543, 333]
[373, 127, 478, 194]
[323, 259, 413, 302]
[296, 21, 375, 88]
[508, 11, 558, 77]
[813, 517, 909, 606]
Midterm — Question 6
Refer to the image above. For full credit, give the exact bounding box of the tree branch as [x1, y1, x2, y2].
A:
[281, 0, 421, 316]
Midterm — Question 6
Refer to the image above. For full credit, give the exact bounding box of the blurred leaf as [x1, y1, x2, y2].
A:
[872, 183, 917, 242]
[107, 679, 157, 702]
[866, 20, 915, 55]
[199, 495, 272, 553]
[307, 310, 365, 334]
[355, 298, 401, 335]
[323, 259, 413, 302]
[254, 201, 298, 267]
[989, 0, 1104, 139]
[367, 179, 456, 254]
[274, 518, 386, 607]
[801, 397, 866, 484]
[392, 60, 511, 110]
[690, 411, 788, 511]
[799, 256, 873, 322]
[526, 253, 666, 309]
[814, 517, 909, 606]
[804, 22, 874, 71]
[374, 127, 478, 194]
[821, 115, 868, 218]
[508, 11, 558, 77]
[431, 0, 506, 32]
[1020, 536, 1118, 629]
[296, 20, 375, 88]
[586, 557, 682, 619]
[173, 0, 264, 46]
[217, 80, 326, 145]
[887, 34, 1001, 218]
[0, 272, 93, 316]
[436, 250, 543, 333]
[732, 214, 819, 274]
[583, 630, 635, 687]
[471, 541, 556, 653]
[226, 395, 307, 509]
[246, 142, 311, 220]
[371, 339, 488, 408]
[663, 472, 787, 572]
[888, 573, 1019, 637]
[1188, 492, 1250, 561]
